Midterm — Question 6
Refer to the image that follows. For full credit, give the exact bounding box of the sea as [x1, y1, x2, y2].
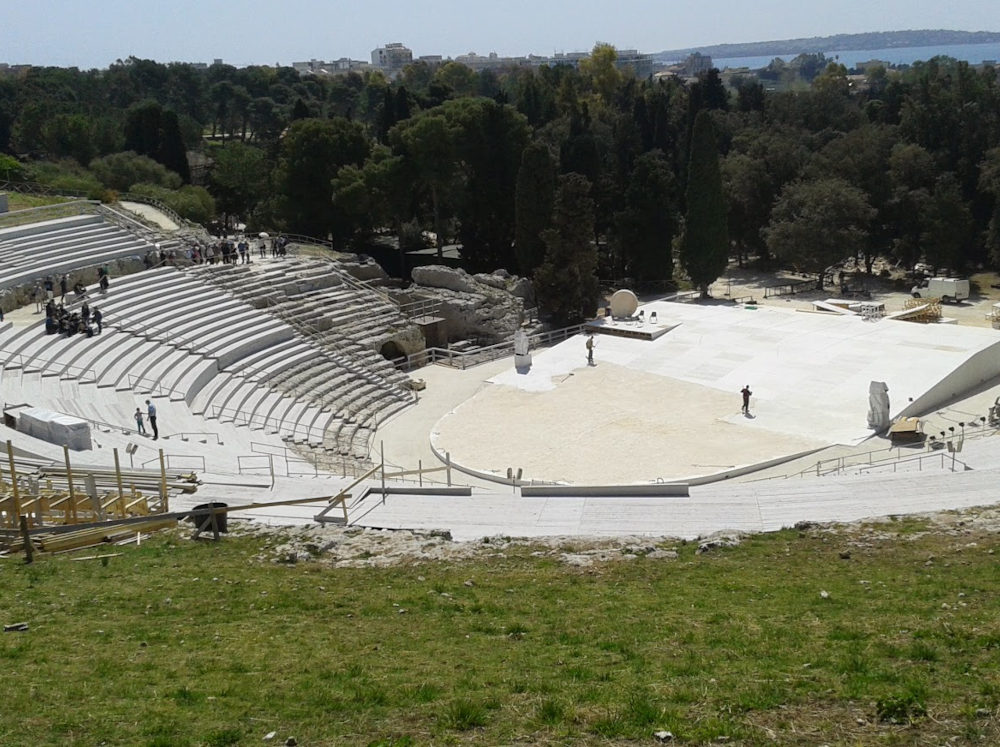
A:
[708, 41, 1000, 71]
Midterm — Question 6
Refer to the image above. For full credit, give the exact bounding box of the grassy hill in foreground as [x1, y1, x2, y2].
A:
[658, 29, 1000, 61]
[2, 512, 999, 745]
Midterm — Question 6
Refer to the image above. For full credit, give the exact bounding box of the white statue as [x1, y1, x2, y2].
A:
[867, 381, 890, 431]
[514, 329, 529, 356]
[514, 329, 531, 370]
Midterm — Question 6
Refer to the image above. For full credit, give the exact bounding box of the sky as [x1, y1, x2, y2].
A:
[2, 0, 1000, 69]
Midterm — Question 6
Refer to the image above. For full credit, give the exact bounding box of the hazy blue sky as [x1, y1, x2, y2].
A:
[3, 0, 1000, 69]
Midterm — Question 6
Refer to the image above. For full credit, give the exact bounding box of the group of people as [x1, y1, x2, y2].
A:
[133, 399, 159, 440]
[44, 298, 102, 337]
[33, 268, 110, 314]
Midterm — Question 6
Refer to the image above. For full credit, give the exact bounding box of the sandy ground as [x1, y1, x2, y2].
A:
[433, 360, 827, 484]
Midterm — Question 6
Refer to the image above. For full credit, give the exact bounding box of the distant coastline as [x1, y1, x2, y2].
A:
[657, 29, 1000, 62]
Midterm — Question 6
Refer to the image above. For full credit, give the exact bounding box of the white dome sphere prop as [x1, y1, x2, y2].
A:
[609, 289, 639, 319]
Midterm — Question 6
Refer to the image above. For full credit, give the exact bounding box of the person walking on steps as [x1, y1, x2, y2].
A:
[134, 408, 146, 435]
[146, 399, 158, 440]
[741, 385, 752, 415]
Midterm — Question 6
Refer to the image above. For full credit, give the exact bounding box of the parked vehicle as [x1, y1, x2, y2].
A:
[911, 277, 970, 303]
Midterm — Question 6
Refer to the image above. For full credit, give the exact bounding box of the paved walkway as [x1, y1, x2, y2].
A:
[119, 201, 179, 231]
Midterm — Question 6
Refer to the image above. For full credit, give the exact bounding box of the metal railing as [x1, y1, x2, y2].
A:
[393, 323, 586, 372]
[141, 453, 206, 471]
[397, 296, 444, 319]
[763, 278, 819, 299]
[125, 373, 171, 398]
[774, 436, 986, 481]
[853, 451, 969, 475]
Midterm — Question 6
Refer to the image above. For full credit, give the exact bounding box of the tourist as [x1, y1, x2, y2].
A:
[32, 281, 43, 313]
[741, 385, 752, 415]
[59, 274, 68, 299]
[586, 334, 595, 366]
[146, 399, 158, 440]
[134, 408, 146, 435]
[81, 301, 90, 323]
[92, 307, 102, 334]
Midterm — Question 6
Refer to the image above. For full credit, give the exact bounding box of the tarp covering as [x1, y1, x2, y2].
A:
[17, 407, 92, 451]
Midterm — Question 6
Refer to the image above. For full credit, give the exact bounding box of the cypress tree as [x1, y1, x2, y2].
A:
[157, 109, 190, 183]
[534, 173, 599, 325]
[680, 110, 729, 297]
[514, 141, 556, 276]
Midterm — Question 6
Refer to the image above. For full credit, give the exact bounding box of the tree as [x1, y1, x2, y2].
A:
[764, 178, 875, 286]
[579, 43, 621, 106]
[514, 141, 557, 276]
[721, 152, 769, 265]
[887, 142, 937, 268]
[272, 117, 371, 242]
[449, 98, 530, 272]
[921, 173, 975, 270]
[390, 112, 459, 257]
[979, 148, 1000, 266]
[807, 124, 897, 272]
[89, 151, 182, 192]
[157, 109, 190, 182]
[41, 114, 95, 166]
[209, 141, 269, 223]
[123, 100, 189, 182]
[679, 111, 729, 297]
[534, 173, 599, 325]
[614, 149, 677, 283]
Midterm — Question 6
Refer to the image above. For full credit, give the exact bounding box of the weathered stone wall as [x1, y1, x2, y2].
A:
[401, 265, 533, 343]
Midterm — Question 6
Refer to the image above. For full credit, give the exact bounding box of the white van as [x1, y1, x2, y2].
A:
[911, 277, 970, 303]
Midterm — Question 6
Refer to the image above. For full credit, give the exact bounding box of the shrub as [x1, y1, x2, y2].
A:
[89, 151, 182, 191]
[0, 154, 27, 181]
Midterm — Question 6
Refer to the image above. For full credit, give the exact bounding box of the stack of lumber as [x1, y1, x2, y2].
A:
[2, 517, 178, 554]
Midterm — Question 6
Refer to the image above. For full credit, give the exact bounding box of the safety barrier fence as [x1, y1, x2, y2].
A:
[391, 323, 585, 372]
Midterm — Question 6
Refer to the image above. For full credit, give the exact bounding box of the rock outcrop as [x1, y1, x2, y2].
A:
[405, 265, 532, 342]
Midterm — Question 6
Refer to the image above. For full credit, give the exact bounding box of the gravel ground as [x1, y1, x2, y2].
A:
[219, 501, 1000, 568]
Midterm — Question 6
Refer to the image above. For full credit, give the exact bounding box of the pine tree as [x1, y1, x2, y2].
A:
[680, 110, 729, 297]
[534, 173, 599, 325]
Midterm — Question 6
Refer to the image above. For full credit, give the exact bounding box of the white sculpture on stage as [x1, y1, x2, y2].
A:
[867, 380, 890, 431]
[514, 329, 531, 369]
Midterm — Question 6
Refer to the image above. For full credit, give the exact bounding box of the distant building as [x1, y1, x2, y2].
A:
[371, 43, 413, 76]
[615, 49, 654, 78]
[855, 59, 890, 72]
[684, 52, 713, 75]
[292, 58, 372, 76]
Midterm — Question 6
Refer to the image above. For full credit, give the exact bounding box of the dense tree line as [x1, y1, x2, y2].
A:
[2, 50, 1000, 323]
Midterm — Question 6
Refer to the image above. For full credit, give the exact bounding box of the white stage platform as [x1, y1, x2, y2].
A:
[432, 301, 1000, 485]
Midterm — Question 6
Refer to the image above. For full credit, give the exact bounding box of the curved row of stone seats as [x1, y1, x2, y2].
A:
[0, 222, 120, 265]
[0, 213, 156, 291]
[3, 268, 290, 408]
[190, 339, 313, 415]
[191, 260, 343, 295]
[1, 374, 287, 474]
[182, 260, 416, 451]
[89, 268, 297, 396]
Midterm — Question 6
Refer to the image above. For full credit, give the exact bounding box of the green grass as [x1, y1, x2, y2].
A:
[1, 522, 999, 745]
